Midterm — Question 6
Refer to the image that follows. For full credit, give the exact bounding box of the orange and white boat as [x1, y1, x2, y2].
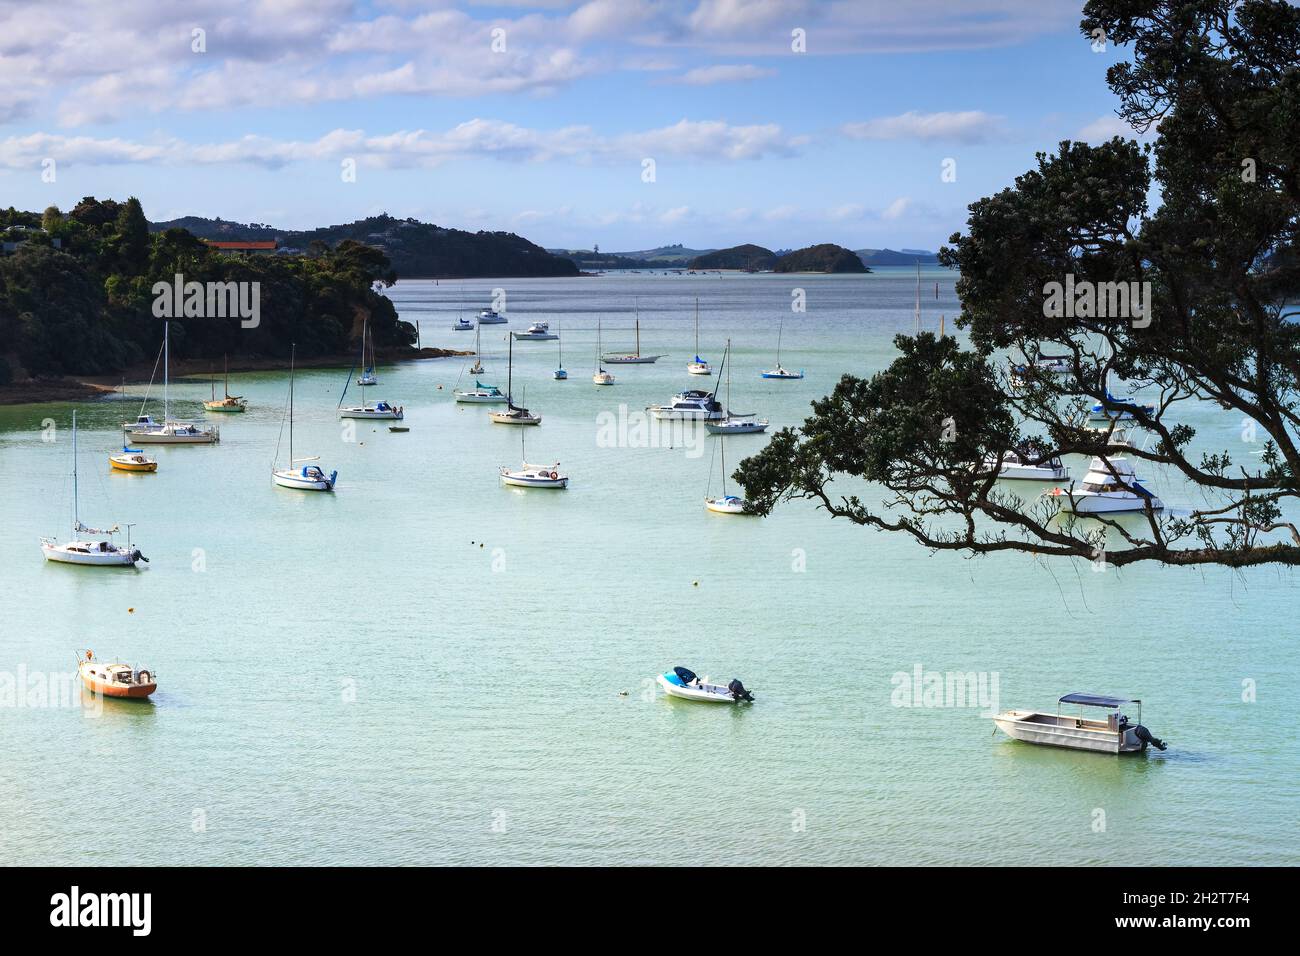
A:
[77, 650, 157, 699]
[109, 442, 158, 472]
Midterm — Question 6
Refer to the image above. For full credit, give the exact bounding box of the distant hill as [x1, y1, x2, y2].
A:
[773, 244, 870, 273]
[150, 213, 579, 279]
[856, 247, 941, 267]
[548, 249, 650, 271]
[688, 244, 777, 270]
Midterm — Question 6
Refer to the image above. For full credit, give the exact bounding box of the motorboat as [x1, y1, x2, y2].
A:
[204, 356, 247, 412]
[991, 693, 1166, 754]
[453, 317, 474, 332]
[1088, 391, 1155, 422]
[124, 323, 219, 444]
[42, 412, 148, 567]
[704, 340, 769, 434]
[1051, 451, 1162, 513]
[512, 322, 558, 341]
[454, 381, 508, 404]
[982, 442, 1068, 481]
[477, 308, 507, 324]
[648, 389, 723, 421]
[273, 344, 337, 492]
[77, 650, 157, 700]
[108, 443, 157, 473]
[657, 666, 754, 703]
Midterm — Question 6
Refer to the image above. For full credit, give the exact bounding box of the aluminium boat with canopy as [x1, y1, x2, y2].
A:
[991, 692, 1166, 754]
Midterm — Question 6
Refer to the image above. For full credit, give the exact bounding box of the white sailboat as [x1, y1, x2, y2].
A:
[123, 322, 219, 443]
[488, 335, 542, 425]
[706, 340, 769, 434]
[41, 410, 148, 566]
[470, 320, 486, 375]
[553, 317, 568, 380]
[704, 429, 751, 514]
[339, 317, 403, 420]
[687, 298, 712, 375]
[593, 316, 615, 386]
[273, 345, 337, 492]
[500, 432, 568, 488]
[761, 318, 804, 380]
[603, 298, 664, 363]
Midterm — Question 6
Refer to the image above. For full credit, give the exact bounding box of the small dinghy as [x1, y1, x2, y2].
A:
[656, 666, 754, 703]
[389, 425, 409, 433]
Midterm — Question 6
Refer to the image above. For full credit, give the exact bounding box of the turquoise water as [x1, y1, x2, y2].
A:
[1, 269, 1296, 866]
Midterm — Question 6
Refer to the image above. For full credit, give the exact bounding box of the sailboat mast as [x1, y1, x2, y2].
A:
[288, 345, 295, 465]
[163, 321, 169, 421]
[635, 298, 640, 356]
[72, 409, 78, 531]
[776, 320, 783, 366]
[695, 298, 700, 353]
[914, 261, 921, 334]
[507, 334, 514, 403]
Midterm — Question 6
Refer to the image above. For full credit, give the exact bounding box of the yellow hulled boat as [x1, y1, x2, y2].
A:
[109, 442, 158, 472]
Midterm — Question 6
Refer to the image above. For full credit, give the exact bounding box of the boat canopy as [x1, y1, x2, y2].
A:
[1059, 693, 1139, 708]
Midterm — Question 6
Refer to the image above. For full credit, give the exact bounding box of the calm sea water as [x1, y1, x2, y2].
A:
[1, 269, 1296, 866]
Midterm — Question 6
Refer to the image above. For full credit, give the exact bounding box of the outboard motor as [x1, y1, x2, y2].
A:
[1133, 725, 1167, 751]
[132, 549, 148, 564]
[727, 679, 754, 703]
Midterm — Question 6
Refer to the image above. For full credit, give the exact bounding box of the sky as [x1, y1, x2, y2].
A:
[0, 0, 1147, 252]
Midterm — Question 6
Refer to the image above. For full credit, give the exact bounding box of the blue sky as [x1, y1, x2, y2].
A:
[0, 0, 1143, 252]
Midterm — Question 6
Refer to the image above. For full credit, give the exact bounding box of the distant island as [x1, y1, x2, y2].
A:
[152, 213, 579, 280]
[687, 242, 868, 273]
[689, 244, 777, 270]
[855, 248, 941, 267]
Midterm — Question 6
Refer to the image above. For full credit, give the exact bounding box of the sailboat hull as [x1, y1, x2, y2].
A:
[705, 419, 769, 434]
[203, 402, 245, 413]
[489, 411, 541, 425]
[603, 355, 661, 364]
[41, 542, 140, 566]
[339, 408, 403, 420]
[704, 496, 749, 514]
[272, 469, 335, 491]
[108, 455, 157, 472]
[126, 428, 218, 444]
[454, 392, 507, 404]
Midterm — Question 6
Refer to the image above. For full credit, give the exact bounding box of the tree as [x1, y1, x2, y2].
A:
[114, 196, 149, 275]
[737, 0, 1300, 569]
[41, 206, 62, 233]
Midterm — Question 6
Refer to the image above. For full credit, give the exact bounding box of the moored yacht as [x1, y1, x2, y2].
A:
[983, 441, 1068, 481]
[454, 381, 508, 404]
[704, 340, 769, 434]
[1052, 450, 1162, 513]
[78, 650, 157, 699]
[477, 308, 507, 324]
[273, 344, 337, 492]
[124, 323, 219, 444]
[338, 317, 403, 420]
[649, 388, 724, 421]
[512, 322, 558, 341]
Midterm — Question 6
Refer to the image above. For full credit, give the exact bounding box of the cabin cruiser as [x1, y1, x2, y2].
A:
[477, 308, 507, 324]
[512, 322, 558, 341]
[657, 666, 754, 703]
[982, 441, 1068, 481]
[992, 693, 1166, 754]
[1052, 452, 1162, 513]
[454, 381, 508, 404]
[648, 388, 724, 421]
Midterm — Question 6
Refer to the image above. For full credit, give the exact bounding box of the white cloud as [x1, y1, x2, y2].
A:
[1075, 115, 1141, 143]
[669, 64, 775, 85]
[881, 197, 911, 220]
[842, 111, 1008, 144]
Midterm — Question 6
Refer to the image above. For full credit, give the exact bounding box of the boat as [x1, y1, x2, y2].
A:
[704, 427, 752, 514]
[511, 322, 558, 341]
[41, 410, 148, 567]
[648, 388, 723, 421]
[500, 433, 568, 488]
[273, 344, 337, 492]
[389, 425, 409, 433]
[554, 318, 568, 380]
[1088, 390, 1155, 422]
[761, 318, 803, 379]
[687, 298, 712, 375]
[203, 356, 247, 412]
[108, 441, 157, 473]
[991, 693, 1166, 754]
[477, 308, 507, 325]
[453, 316, 474, 332]
[592, 316, 615, 386]
[77, 650, 157, 699]
[454, 380, 508, 404]
[656, 666, 754, 703]
[705, 340, 769, 434]
[603, 300, 664, 363]
[488, 336, 542, 425]
[339, 317, 404, 420]
[469, 321, 486, 375]
[1050, 436, 1161, 513]
[982, 441, 1067, 481]
[123, 323, 219, 444]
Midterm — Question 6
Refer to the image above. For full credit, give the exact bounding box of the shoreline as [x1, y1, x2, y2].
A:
[0, 347, 473, 406]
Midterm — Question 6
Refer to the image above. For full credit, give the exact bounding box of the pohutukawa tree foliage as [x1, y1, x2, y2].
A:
[736, 0, 1300, 568]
